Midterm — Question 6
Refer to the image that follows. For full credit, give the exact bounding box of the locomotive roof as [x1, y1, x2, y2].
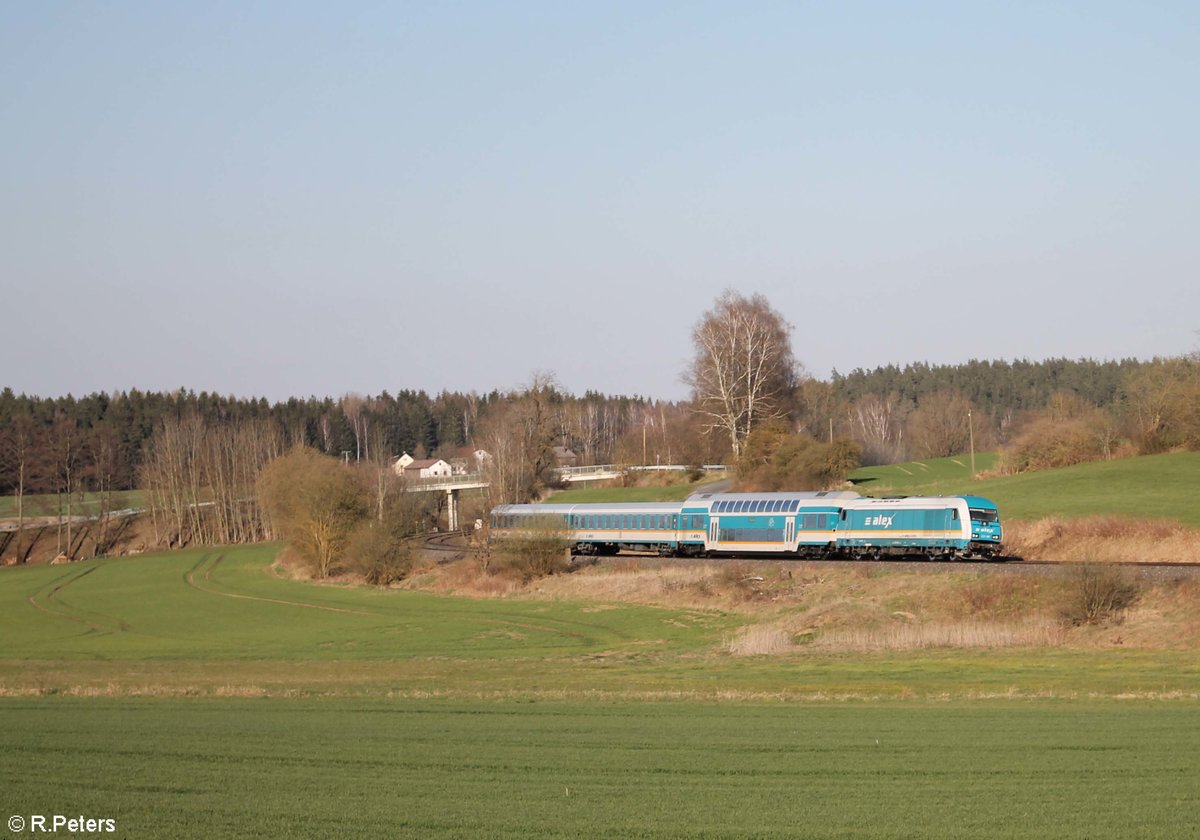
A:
[688, 490, 861, 502]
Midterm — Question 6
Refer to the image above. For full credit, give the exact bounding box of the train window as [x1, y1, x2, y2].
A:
[951, 509, 958, 520]
[970, 508, 998, 523]
[789, 500, 799, 512]
[773, 500, 783, 512]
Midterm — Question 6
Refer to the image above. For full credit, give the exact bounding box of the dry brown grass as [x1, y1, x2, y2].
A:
[1004, 516, 1200, 563]
[810, 619, 1067, 652]
[402, 549, 1200, 651]
[725, 624, 794, 656]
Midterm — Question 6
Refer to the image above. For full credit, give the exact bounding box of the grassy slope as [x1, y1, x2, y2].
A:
[851, 451, 1200, 526]
[3, 544, 1200, 699]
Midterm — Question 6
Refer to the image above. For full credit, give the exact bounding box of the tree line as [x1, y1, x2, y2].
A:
[4, 292, 1198, 561]
[3, 352, 1195, 507]
[684, 291, 1199, 470]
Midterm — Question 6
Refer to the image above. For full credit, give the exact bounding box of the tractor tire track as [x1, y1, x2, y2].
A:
[27, 565, 128, 635]
[182, 554, 387, 618]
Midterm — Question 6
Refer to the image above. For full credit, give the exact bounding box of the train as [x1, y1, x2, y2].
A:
[489, 490, 1005, 560]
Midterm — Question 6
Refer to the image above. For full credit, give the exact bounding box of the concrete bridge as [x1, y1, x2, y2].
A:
[401, 465, 728, 530]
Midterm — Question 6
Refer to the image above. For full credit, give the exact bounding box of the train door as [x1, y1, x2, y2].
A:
[708, 516, 720, 550]
[785, 517, 795, 548]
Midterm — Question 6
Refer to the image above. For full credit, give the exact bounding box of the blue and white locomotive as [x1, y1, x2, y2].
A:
[489, 491, 1005, 560]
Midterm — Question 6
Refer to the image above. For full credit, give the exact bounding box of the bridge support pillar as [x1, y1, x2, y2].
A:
[446, 488, 460, 531]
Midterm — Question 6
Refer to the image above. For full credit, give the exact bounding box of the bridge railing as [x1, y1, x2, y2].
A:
[401, 473, 487, 491]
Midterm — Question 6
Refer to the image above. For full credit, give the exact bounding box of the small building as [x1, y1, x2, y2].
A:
[446, 446, 492, 475]
[553, 446, 579, 468]
[393, 454, 453, 479]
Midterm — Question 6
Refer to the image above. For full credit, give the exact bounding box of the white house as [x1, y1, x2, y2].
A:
[400, 458, 453, 480]
[447, 447, 492, 475]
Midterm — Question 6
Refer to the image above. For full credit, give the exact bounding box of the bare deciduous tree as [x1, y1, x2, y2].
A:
[0, 416, 41, 563]
[257, 447, 368, 579]
[685, 291, 798, 459]
[848, 393, 907, 466]
[140, 414, 283, 547]
[477, 374, 563, 504]
[906, 391, 982, 459]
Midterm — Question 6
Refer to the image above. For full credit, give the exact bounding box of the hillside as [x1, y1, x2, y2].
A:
[851, 451, 1200, 527]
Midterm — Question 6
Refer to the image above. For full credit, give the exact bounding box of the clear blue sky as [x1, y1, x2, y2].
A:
[3, 2, 1197, 401]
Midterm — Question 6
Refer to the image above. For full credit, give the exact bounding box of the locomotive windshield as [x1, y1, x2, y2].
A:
[969, 508, 999, 523]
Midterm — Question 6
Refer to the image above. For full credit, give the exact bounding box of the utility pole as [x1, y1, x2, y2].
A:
[968, 410, 976, 478]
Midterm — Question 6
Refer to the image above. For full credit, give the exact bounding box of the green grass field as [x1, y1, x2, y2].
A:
[548, 477, 724, 503]
[5, 698, 1199, 839]
[0, 489, 143, 520]
[849, 453, 1001, 492]
[5, 545, 1200, 838]
[851, 451, 1200, 526]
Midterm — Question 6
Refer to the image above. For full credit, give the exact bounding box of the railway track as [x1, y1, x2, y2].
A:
[582, 552, 1200, 581]
[433, 533, 1200, 580]
[420, 531, 479, 562]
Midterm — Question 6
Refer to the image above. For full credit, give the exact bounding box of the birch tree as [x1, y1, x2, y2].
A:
[684, 291, 798, 459]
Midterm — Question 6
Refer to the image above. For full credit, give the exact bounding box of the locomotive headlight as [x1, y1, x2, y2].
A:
[972, 533, 979, 539]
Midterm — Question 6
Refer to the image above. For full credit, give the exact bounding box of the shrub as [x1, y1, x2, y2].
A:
[344, 520, 415, 586]
[257, 447, 369, 579]
[1000, 411, 1117, 473]
[497, 524, 571, 581]
[1058, 563, 1141, 626]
